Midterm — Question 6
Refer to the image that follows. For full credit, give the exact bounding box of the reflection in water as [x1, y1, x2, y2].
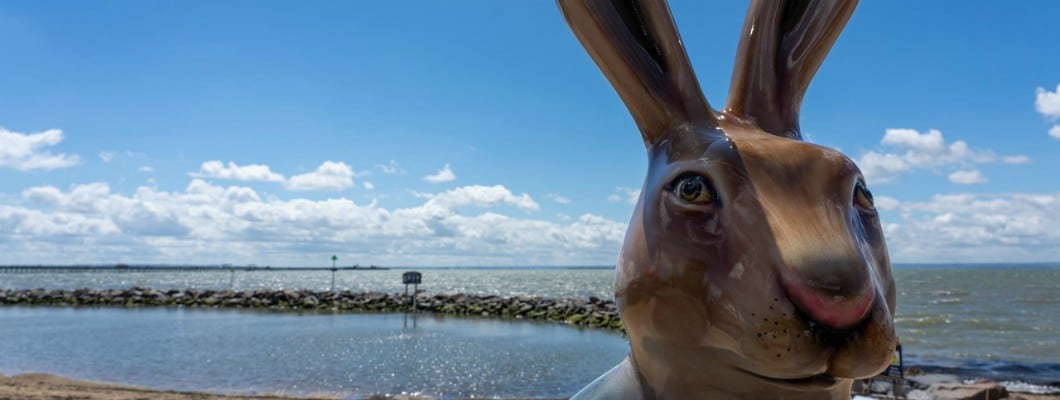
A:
[403, 311, 417, 329]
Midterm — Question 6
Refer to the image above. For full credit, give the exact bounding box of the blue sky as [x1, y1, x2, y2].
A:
[1, 1, 1058, 266]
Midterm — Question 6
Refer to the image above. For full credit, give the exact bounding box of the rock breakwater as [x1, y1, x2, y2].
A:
[0, 287, 624, 332]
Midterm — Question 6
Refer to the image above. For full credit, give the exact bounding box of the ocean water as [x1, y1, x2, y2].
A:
[0, 267, 615, 299]
[1, 264, 1058, 391]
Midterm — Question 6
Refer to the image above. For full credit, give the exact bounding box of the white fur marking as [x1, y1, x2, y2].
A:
[728, 261, 745, 279]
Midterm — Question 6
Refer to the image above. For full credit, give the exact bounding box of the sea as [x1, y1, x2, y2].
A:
[1, 264, 1057, 398]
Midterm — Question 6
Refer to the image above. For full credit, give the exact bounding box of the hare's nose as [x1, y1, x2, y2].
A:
[780, 257, 875, 330]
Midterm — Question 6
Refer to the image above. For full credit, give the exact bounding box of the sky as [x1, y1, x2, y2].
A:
[1, 1, 1058, 266]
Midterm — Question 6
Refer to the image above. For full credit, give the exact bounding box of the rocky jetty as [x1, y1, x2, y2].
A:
[0, 288, 624, 332]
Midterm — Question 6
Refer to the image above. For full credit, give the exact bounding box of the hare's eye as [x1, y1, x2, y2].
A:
[674, 175, 715, 204]
[854, 181, 874, 210]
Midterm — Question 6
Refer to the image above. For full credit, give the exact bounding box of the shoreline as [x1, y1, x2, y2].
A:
[0, 373, 341, 400]
[0, 373, 567, 400]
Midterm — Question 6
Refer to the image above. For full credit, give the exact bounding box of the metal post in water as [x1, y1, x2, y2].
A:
[229, 268, 234, 290]
[330, 267, 337, 292]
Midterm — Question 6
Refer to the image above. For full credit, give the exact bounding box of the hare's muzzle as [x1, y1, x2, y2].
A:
[779, 259, 876, 330]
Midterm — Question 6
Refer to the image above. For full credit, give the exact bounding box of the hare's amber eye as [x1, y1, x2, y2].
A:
[854, 181, 874, 210]
[674, 175, 714, 204]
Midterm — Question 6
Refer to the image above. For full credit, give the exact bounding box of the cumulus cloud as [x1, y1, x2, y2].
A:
[192, 160, 364, 192]
[376, 160, 405, 174]
[873, 195, 900, 211]
[0, 181, 622, 266]
[1002, 155, 1031, 164]
[138, 166, 154, 173]
[947, 169, 987, 185]
[192, 161, 285, 183]
[1035, 84, 1060, 119]
[0, 127, 80, 171]
[285, 161, 355, 191]
[362, 181, 375, 190]
[423, 163, 456, 183]
[854, 128, 1021, 184]
[608, 186, 641, 205]
[1036, 85, 1060, 140]
[99, 151, 115, 163]
[546, 193, 571, 204]
[419, 185, 539, 213]
[879, 192, 1060, 262]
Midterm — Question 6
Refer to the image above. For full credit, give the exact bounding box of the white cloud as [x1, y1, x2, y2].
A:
[948, 169, 987, 185]
[138, 166, 154, 173]
[873, 195, 900, 211]
[285, 161, 356, 191]
[99, 151, 115, 163]
[362, 181, 375, 190]
[376, 160, 405, 174]
[1001, 155, 1031, 164]
[1050, 125, 1060, 140]
[423, 163, 456, 183]
[546, 193, 571, 204]
[0, 127, 80, 171]
[879, 192, 1060, 262]
[854, 128, 1013, 184]
[0, 181, 623, 266]
[192, 161, 285, 183]
[1035, 84, 1060, 119]
[420, 185, 539, 213]
[607, 186, 641, 205]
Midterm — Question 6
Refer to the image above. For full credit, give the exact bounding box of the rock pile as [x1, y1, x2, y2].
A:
[903, 373, 1015, 400]
[0, 288, 624, 332]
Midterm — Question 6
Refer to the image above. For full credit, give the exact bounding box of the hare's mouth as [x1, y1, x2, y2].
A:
[737, 368, 840, 390]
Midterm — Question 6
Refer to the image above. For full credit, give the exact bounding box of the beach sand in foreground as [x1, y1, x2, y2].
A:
[0, 373, 571, 400]
[0, 373, 341, 400]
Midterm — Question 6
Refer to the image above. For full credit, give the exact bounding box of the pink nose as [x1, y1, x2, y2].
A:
[782, 274, 875, 329]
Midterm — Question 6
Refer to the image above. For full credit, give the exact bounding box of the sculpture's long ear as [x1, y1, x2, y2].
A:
[725, 0, 858, 139]
[559, 0, 718, 148]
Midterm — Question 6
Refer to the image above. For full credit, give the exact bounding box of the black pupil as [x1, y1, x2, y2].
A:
[859, 185, 872, 202]
[681, 178, 703, 198]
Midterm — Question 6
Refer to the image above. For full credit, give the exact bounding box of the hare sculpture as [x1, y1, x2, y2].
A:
[558, 0, 896, 398]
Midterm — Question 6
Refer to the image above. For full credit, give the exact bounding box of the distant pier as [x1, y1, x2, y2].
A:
[0, 265, 390, 274]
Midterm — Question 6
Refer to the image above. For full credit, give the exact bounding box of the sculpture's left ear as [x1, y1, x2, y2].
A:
[724, 0, 858, 140]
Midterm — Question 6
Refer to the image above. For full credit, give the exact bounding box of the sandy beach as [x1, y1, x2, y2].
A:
[0, 373, 573, 400]
[0, 373, 340, 400]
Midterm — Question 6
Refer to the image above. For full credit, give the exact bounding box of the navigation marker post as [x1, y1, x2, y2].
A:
[402, 271, 422, 312]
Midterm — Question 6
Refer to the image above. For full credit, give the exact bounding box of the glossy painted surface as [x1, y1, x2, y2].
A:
[560, 0, 896, 398]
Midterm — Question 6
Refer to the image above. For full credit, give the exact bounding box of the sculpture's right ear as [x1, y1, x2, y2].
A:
[559, 0, 719, 148]
[725, 0, 858, 140]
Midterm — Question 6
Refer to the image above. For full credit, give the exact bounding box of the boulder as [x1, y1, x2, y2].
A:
[927, 381, 1009, 400]
[907, 373, 961, 390]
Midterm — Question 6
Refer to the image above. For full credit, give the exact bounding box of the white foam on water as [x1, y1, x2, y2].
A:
[1000, 380, 1060, 395]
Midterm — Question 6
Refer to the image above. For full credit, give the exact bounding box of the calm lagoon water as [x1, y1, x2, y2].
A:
[0, 306, 629, 399]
